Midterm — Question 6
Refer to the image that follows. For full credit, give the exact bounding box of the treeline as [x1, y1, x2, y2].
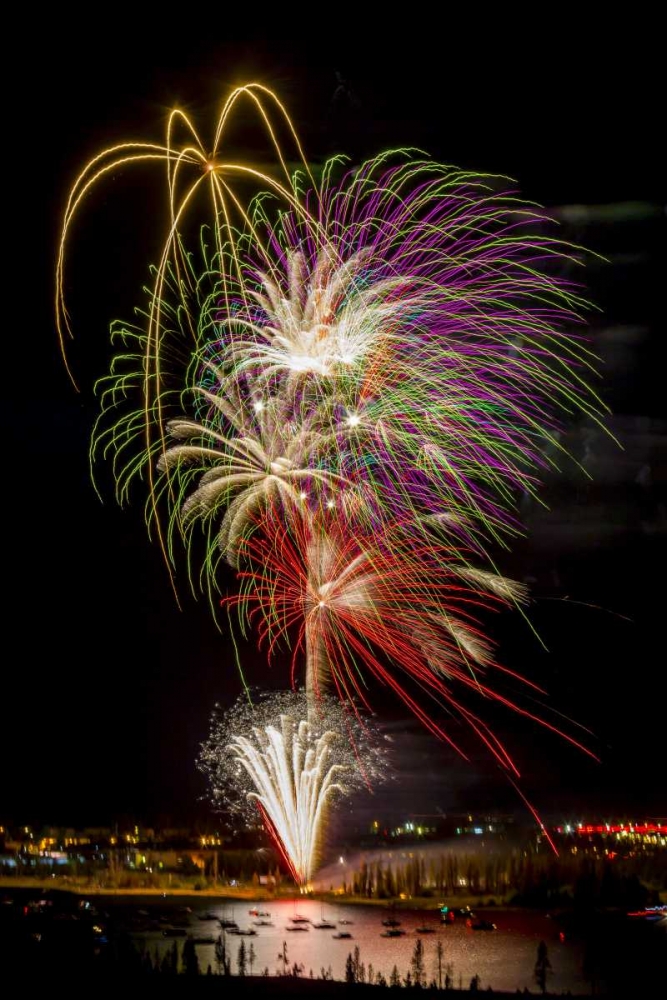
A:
[99, 935, 497, 992]
[1, 848, 283, 891]
[346, 851, 664, 908]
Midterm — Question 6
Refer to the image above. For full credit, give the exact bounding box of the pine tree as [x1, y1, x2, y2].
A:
[237, 939, 247, 976]
[411, 938, 425, 987]
[435, 939, 445, 989]
[248, 941, 256, 975]
[215, 934, 231, 976]
[390, 964, 401, 988]
[534, 940, 552, 995]
[277, 940, 289, 976]
[182, 937, 200, 977]
[345, 953, 356, 984]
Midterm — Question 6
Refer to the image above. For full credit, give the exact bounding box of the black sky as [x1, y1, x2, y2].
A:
[5, 25, 665, 829]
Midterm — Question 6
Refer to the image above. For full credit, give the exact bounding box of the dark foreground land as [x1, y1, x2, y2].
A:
[11, 977, 663, 999]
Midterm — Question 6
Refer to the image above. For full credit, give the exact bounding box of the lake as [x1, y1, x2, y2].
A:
[124, 897, 589, 992]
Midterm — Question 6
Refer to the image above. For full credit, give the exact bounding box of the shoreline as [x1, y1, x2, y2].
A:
[0, 879, 528, 912]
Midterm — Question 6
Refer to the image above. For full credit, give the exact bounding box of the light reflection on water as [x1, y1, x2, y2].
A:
[132, 898, 589, 992]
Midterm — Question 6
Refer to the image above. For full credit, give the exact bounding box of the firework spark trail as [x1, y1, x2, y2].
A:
[78, 117, 609, 595]
[229, 511, 598, 771]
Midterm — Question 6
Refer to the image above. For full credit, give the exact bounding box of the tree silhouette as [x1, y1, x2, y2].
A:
[237, 939, 247, 976]
[435, 939, 445, 989]
[277, 940, 289, 976]
[411, 938, 425, 987]
[182, 938, 199, 977]
[215, 934, 230, 976]
[535, 940, 552, 994]
[162, 940, 178, 975]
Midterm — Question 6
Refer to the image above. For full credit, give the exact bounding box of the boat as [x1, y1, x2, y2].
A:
[257, 910, 271, 917]
[313, 906, 336, 929]
[333, 931, 353, 939]
[471, 920, 496, 931]
[248, 908, 260, 917]
[416, 926, 437, 933]
[253, 919, 274, 927]
[218, 918, 239, 929]
[286, 924, 309, 932]
[290, 914, 310, 923]
[381, 928, 406, 938]
[227, 927, 257, 936]
[382, 918, 402, 927]
[339, 918, 353, 925]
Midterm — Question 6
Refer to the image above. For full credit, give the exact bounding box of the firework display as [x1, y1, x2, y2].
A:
[199, 691, 385, 884]
[58, 84, 605, 876]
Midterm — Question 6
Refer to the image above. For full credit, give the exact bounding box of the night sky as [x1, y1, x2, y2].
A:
[5, 26, 664, 830]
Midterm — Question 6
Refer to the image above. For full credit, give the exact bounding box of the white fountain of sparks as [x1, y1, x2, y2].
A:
[229, 715, 345, 886]
[199, 692, 386, 888]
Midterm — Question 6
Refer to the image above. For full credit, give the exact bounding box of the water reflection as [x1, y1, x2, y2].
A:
[130, 898, 588, 992]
